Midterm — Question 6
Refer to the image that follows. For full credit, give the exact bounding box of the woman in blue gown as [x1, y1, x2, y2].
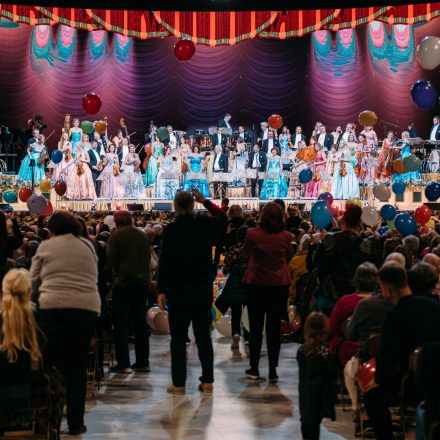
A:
[17, 135, 46, 183]
[69, 118, 83, 158]
[260, 147, 288, 199]
[331, 144, 360, 200]
[182, 146, 210, 197]
[144, 140, 164, 187]
[278, 126, 291, 155]
[392, 131, 420, 182]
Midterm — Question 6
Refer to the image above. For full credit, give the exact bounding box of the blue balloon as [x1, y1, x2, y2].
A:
[380, 204, 397, 221]
[411, 80, 438, 109]
[395, 212, 417, 236]
[392, 181, 406, 195]
[311, 200, 333, 229]
[1, 205, 13, 213]
[318, 192, 333, 205]
[51, 149, 63, 164]
[2, 190, 17, 204]
[299, 168, 313, 184]
[425, 182, 440, 201]
[377, 226, 389, 236]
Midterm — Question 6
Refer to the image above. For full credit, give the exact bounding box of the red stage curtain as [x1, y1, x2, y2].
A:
[0, 4, 439, 45]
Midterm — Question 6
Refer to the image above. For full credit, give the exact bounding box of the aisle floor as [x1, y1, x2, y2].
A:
[63, 331, 356, 439]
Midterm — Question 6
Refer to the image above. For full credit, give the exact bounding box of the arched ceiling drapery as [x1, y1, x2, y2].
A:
[0, 3, 440, 45]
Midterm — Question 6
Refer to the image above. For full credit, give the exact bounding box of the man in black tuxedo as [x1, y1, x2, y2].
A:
[236, 126, 251, 144]
[248, 144, 267, 197]
[429, 116, 440, 141]
[211, 128, 227, 153]
[27, 128, 40, 147]
[262, 130, 279, 154]
[317, 125, 333, 151]
[292, 126, 306, 149]
[88, 141, 102, 194]
[408, 122, 419, 139]
[217, 114, 232, 129]
[93, 131, 107, 157]
[212, 145, 228, 199]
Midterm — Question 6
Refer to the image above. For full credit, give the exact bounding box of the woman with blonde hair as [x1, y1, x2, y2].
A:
[0, 269, 42, 431]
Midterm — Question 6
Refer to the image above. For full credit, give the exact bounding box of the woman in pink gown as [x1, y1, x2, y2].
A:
[97, 144, 124, 199]
[65, 142, 96, 200]
[52, 131, 72, 182]
[305, 143, 327, 197]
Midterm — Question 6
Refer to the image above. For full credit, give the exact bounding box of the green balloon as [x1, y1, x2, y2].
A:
[403, 154, 422, 172]
[81, 120, 94, 134]
[157, 126, 168, 142]
[3, 190, 17, 204]
[387, 220, 396, 230]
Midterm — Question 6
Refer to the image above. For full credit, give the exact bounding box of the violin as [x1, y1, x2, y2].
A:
[134, 157, 141, 173]
[77, 162, 84, 176]
[96, 159, 104, 171]
[340, 160, 347, 176]
[37, 147, 48, 165]
[113, 164, 120, 176]
[65, 149, 72, 162]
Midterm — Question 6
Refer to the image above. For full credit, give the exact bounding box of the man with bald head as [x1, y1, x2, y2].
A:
[424, 252, 440, 269]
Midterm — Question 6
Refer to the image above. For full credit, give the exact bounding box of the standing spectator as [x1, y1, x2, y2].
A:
[297, 312, 336, 440]
[106, 211, 150, 373]
[241, 202, 293, 382]
[364, 263, 440, 440]
[157, 190, 225, 395]
[0, 211, 23, 282]
[30, 212, 100, 436]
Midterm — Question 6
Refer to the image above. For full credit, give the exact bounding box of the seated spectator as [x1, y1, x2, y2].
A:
[286, 205, 302, 231]
[15, 241, 40, 270]
[423, 252, 440, 269]
[363, 262, 440, 440]
[0, 269, 42, 432]
[329, 262, 378, 368]
[384, 252, 406, 267]
[288, 235, 310, 304]
[408, 261, 439, 301]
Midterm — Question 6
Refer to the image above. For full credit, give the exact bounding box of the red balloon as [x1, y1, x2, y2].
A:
[40, 201, 53, 217]
[419, 226, 431, 235]
[18, 187, 33, 203]
[414, 205, 432, 225]
[54, 180, 67, 196]
[174, 39, 195, 61]
[357, 358, 376, 392]
[82, 93, 102, 115]
[268, 114, 283, 130]
[290, 315, 302, 333]
[280, 320, 292, 335]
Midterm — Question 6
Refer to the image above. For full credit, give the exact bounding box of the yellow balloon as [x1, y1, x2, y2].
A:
[426, 218, 435, 229]
[347, 198, 362, 208]
[39, 179, 52, 192]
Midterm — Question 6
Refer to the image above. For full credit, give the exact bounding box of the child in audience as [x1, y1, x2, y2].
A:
[297, 312, 336, 440]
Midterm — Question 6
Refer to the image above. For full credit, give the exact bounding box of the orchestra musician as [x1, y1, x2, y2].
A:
[258, 122, 269, 145]
[217, 113, 232, 129]
[247, 144, 267, 197]
[211, 144, 228, 198]
[292, 126, 306, 149]
[377, 131, 395, 180]
[429, 116, 440, 141]
[211, 127, 228, 153]
[166, 125, 179, 149]
[262, 130, 279, 155]
[88, 141, 103, 194]
[317, 125, 333, 151]
[236, 126, 251, 144]
[93, 131, 107, 157]
[408, 122, 419, 139]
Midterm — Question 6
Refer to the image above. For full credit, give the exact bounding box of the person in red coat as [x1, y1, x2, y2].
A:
[241, 202, 293, 382]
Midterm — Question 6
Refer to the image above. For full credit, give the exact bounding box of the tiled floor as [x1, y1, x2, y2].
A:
[63, 331, 356, 439]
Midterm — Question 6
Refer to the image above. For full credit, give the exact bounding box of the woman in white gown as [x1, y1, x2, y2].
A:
[122, 144, 145, 198]
[156, 146, 180, 199]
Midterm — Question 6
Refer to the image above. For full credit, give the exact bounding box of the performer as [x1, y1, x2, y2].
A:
[112, 129, 124, 149]
[80, 133, 92, 155]
[26, 128, 40, 147]
[355, 134, 375, 186]
[166, 125, 179, 149]
[93, 131, 107, 157]
[237, 126, 251, 144]
[279, 126, 291, 154]
[262, 130, 279, 155]
[211, 127, 227, 153]
[17, 134, 46, 183]
[144, 138, 164, 187]
[88, 141, 103, 194]
[145, 123, 157, 143]
[217, 113, 232, 129]
[338, 123, 357, 145]
[325, 144, 337, 179]
[281, 140, 296, 183]
[347, 133, 358, 154]
[260, 147, 288, 199]
[179, 136, 191, 155]
[69, 118, 83, 157]
[66, 142, 96, 200]
[247, 144, 267, 197]
[377, 131, 395, 180]
[331, 144, 360, 200]
[230, 138, 247, 187]
[305, 144, 326, 198]
[118, 137, 129, 168]
[211, 145, 229, 198]
[182, 145, 210, 197]
[312, 122, 322, 138]
[317, 125, 333, 151]
[156, 146, 180, 199]
[408, 122, 419, 139]
[360, 125, 378, 148]
[292, 126, 306, 148]
[392, 131, 420, 182]
[258, 122, 269, 144]
[429, 115, 440, 141]
[97, 144, 123, 199]
[122, 144, 145, 198]
[52, 131, 73, 182]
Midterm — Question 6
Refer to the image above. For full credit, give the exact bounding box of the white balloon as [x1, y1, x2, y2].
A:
[373, 184, 391, 202]
[215, 315, 232, 337]
[147, 306, 161, 329]
[153, 311, 169, 334]
[361, 206, 379, 227]
[417, 36, 440, 71]
[103, 215, 116, 230]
